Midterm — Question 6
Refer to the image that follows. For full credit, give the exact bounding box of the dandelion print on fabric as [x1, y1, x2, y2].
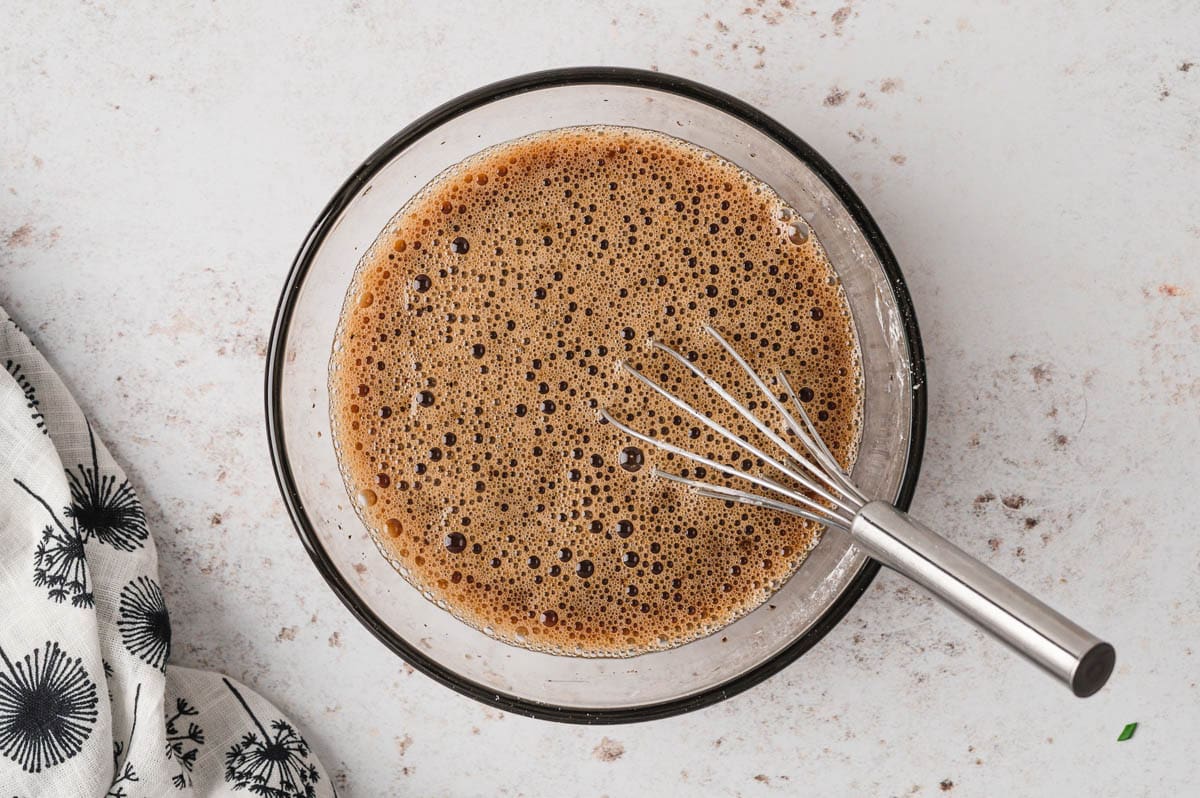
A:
[0, 302, 334, 793]
[65, 423, 148, 551]
[13, 423, 152, 609]
[3, 359, 47, 435]
[106, 683, 141, 798]
[164, 696, 205, 789]
[116, 576, 171, 672]
[0, 640, 99, 773]
[15, 477, 94, 608]
[224, 678, 321, 798]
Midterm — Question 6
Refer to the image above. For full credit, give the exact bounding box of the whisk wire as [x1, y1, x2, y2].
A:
[599, 327, 875, 530]
[655, 328, 857, 508]
[614, 351, 857, 517]
[651, 467, 852, 530]
[597, 407, 856, 528]
[774, 369, 867, 506]
[701, 325, 862, 506]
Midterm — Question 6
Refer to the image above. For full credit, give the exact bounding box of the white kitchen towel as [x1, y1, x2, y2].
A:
[0, 307, 334, 797]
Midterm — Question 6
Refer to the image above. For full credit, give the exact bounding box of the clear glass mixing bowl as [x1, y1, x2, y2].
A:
[266, 68, 926, 722]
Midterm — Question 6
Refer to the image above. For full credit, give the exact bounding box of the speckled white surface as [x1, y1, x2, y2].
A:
[3, 2, 1198, 795]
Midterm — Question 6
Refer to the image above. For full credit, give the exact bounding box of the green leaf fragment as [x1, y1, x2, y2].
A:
[1117, 722, 1137, 741]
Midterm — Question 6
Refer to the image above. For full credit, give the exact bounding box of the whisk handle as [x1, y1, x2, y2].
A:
[850, 501, 1115, 697]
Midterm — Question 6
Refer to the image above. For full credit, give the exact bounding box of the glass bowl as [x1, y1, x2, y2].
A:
[266, 68, 926, 723]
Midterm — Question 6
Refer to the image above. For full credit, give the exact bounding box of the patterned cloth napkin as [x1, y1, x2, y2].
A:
[0, 307, 334, 797]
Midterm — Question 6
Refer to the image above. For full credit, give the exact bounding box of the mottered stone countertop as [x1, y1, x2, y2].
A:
[3, 2, 1197, 795]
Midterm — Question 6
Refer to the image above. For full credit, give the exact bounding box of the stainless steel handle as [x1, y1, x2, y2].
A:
[850, 501, 1115, 697]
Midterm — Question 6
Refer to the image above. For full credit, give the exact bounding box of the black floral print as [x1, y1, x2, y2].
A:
[165, 696, 205, 789]
[106, 683, 141, 798]
[15, 477, 93, 608]
[3, 359, 46, 435]
[0, 640, 99, 773]
[15, 423, 152, 608]
[1, 305, 335, 794]
[101, 660, 114, 702]
[224, 678, 320, 798]
[116, 576, 171, 672]
[64, 422, 148, 551]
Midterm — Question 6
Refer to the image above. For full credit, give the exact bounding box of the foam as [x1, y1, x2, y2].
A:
[330, 126, 862, 655]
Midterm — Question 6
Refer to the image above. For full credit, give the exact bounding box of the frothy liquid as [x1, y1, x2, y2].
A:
[331, 126, 861, 655]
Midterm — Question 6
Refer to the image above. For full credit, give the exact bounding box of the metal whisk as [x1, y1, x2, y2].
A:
[600, 326, 1115, 697]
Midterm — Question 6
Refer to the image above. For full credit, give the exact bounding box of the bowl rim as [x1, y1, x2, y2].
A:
[265, 66, 927, 724]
